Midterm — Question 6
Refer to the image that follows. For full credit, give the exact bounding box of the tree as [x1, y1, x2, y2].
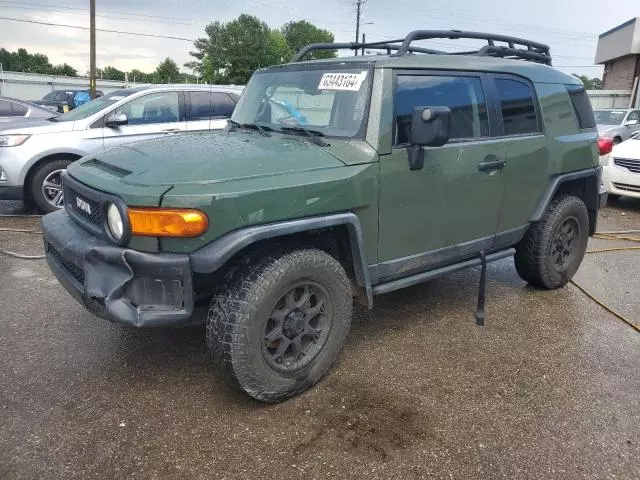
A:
[186, 15, 335, 84]
[281, 20, 335, 60]
[51, 63, 77, 76]
[101, 65, 125, 81]
[155, 57, 180, 83]
[572, 74, 603, 90]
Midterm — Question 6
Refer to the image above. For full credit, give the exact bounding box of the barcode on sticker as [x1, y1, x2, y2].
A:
[318, 71, 368, 91]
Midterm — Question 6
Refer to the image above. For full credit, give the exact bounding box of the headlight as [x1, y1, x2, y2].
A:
[0, 134, 30, 147]
[106, 203, 124, 241]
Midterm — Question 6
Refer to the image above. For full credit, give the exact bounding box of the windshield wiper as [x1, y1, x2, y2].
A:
[229, 119, 272, 136]
[280, 126, 328, 147]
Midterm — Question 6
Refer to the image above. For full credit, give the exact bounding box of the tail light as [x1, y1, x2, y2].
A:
[597, 137, 614, 156]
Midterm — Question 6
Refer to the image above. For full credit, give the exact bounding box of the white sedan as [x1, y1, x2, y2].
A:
[602, 131, 640, 199]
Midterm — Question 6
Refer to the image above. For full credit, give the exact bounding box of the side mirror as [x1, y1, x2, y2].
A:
[407, 106, 451, 170]
[105, 113, 128, 128]
[624, 119, 638, 126]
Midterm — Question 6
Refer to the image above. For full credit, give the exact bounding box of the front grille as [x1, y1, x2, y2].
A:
[614, 158, 640, 174]
[46, 243, 85, 284]
[613, 182, 640, 193]
[66, 187, 102, 226]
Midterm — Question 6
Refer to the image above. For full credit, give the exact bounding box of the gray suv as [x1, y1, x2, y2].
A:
[0, 84, 243, 212]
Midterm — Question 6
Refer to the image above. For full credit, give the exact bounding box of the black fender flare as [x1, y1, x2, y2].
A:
[190, 213, 373, 307]
[529, 166, 601, 222]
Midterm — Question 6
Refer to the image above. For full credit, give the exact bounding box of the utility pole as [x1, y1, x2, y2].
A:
[354, 0, 365, 56]
[89, 0, 96, 99]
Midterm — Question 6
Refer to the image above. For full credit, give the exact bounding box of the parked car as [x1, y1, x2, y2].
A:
[0, 84, 243, 212]
[595, 108, 640, 144]
[0, 96, 59, 124]
[41, 30, 604, 402]
[602, 131, 640, 199]
[34, 89, 104, 113]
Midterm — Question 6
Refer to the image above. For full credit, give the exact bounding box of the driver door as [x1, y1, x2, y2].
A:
[102, 91, 186, 151]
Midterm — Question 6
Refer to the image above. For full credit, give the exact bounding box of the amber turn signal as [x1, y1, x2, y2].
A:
[128, 208, 209, 237]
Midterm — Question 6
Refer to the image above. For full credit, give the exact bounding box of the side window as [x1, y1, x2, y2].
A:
[116, 92, 180, 125]
[627, 111, 640, 122]
[54, 92, 68, 101]
[495, 78, 540, 135]
[395, 75, 489, 144]
[0, 100, 13, 116]
[210, 92, 236, 118]
[187, 91, 211, 121]
[565, 84, 596, 129]
[12, 102, 28, 116]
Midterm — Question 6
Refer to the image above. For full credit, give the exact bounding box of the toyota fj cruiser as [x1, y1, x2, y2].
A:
[42, 31, 605, 402]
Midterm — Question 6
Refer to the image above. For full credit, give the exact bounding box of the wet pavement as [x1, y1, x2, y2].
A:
[1, 198, 639, 479]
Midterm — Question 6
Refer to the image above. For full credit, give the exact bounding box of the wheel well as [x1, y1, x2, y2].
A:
[193, 225, 362, 304]
[553, 176, 599, 234]
[23, 153, 82, 202]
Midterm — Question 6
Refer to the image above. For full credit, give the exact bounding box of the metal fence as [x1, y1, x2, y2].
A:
[587, 90, 635, 109]
[0, 69, 129, 100]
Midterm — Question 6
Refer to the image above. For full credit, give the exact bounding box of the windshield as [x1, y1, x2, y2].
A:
[52, 90, 135, 122]
[231, 66, 371, 138]
[594, 110, 626, 125]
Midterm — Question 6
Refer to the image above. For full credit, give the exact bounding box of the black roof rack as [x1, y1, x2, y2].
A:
[291, 29, 552, 65]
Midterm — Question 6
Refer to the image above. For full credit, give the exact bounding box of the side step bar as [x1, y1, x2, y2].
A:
[371, 248, 515, 296]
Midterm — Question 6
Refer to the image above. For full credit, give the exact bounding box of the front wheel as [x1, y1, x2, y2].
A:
[206, 248, 352, 403]
[515, 195, 589, 289]
[29, 159, 73, 213]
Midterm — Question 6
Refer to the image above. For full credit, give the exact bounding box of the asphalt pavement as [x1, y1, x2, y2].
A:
[1, 198, 639, 479]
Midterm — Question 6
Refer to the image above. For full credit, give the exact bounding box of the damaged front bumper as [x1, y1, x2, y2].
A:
[42, 210, 195, 327]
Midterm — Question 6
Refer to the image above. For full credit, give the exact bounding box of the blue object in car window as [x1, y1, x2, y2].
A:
[73, 91, 91, 108]
[272, 99, 308, 125]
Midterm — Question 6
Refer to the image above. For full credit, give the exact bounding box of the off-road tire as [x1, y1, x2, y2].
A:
[30, 159, 72, 213]
[206, 248, 352, 403]
[515, 195, 589, 289]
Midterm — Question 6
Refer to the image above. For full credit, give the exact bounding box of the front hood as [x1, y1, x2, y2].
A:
[69, 130, 352, 188]
[611, 139, 640, 159]
[0, 118, 74, 134]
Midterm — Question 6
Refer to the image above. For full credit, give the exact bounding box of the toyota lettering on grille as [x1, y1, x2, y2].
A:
[76, 196, 92, 215]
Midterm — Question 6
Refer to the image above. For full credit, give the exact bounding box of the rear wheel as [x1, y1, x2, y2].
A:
[29, 159, 73, 213]
[515, 195, 589, 289]
[206, 248, 352, 403]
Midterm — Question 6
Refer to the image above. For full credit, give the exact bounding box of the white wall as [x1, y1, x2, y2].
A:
[0, 70, 129, 100]
[587, 90, 634, 109]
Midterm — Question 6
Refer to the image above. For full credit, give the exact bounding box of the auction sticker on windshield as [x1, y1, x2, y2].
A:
[318, 71, 368, 91]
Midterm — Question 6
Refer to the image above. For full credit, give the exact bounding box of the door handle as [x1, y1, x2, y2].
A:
[162, 128, 181, 134]
[478, 156, 506, 172]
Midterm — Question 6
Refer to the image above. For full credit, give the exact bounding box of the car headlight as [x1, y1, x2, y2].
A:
[0, 134, 30, 147]
[106, 203, 124, 241]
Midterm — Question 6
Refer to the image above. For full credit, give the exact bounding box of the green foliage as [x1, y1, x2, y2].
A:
[100, 66, 125, 81]
[572, 74, 603, 90]
[154, 57, 181, 83]
[281, 20, 335, 60]
[187, 15, 337, 84]
[0, 47, 78, 76]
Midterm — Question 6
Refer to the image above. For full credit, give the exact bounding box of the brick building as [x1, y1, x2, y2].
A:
[596, 18, 640, 91]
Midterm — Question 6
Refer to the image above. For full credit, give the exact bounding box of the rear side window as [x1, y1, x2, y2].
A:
[0, 100, 14, 116]
[495, 78, 540, 135]
[565, 85, 596, 129]
[211, 93, 236, 118]
[12, 103, 28, 115]
[395, 75, 489, 144]
[187, 91, 211, 120]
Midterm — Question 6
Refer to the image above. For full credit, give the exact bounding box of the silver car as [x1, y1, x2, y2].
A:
[0, 96, 59, 125]
[595, 108, 640, 144]
[0, 84, 243, 212]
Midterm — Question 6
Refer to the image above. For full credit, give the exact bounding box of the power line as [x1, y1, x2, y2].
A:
[0, 16, 194, 41]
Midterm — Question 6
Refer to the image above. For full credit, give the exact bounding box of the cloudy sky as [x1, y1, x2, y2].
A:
[0, 0, 637, 77]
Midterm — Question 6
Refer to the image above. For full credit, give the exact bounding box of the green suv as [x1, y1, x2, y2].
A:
[42, 31, 605, 402]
